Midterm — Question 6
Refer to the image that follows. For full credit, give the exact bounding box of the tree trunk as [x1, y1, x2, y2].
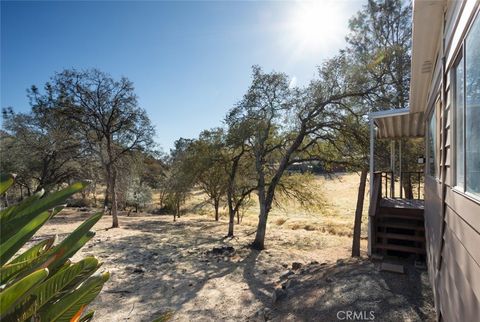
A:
[252, 204, 268, 250]
[252, 186, 270, 250]
[352, 168, 368, 257]
[226, 174, 236, 236]
[402, 175, 414, 199]
[111, 168, 119, 228]
[159, 191, 165, 209]
[227, 189, 236, 236]
[214, 198, 219, 221]
[173, 199, 180, 222]
[3, 192, 9, 208]
[236, 209, 240, 224]
[103, 183, 110, 209]
[228, 207, 235, 237]
[252, 153, 269, 250]
[92, 181, 97, 207]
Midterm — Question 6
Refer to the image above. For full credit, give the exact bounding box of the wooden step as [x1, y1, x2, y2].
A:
[376, 222, 425, 231]
[376, 232, 425, 242]
[377, 213, 424, 221]
[375, 243, 426, 254]
[379, 207, 424, 217]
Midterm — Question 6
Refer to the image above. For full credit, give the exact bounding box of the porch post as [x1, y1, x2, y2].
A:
[390, 141, 395, 198]
[399, 140, 403, 199]
[368, 117, 375, 256]
[369, 118, 375, 199]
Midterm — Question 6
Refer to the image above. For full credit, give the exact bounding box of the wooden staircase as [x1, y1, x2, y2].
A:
[373, 198, 426, 256]
[369, 172, 426, 258]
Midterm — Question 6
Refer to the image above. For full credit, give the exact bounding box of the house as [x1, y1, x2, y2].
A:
[368, 1, 479, 321]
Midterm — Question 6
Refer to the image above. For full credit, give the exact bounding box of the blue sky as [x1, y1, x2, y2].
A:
[1, 0, 365, 151]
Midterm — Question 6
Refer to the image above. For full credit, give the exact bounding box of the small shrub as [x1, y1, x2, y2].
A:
[150, 206, 172, 215]
[66, 197, 92, 208]
[126, 182, 153, 212]
[290, 223, 301, 230]
[275, 218, 287, 226]
[303, 224, 317, 231]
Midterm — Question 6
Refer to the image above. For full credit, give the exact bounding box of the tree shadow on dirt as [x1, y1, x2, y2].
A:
[87, 218, 275, 321]
[269, 259, 435, 321]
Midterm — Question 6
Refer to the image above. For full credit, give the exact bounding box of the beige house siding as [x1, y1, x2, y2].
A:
[424, 176, 443, 309]
[423, 2, 480, 321]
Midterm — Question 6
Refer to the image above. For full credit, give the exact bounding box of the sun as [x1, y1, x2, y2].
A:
[286, 1, 346, 54]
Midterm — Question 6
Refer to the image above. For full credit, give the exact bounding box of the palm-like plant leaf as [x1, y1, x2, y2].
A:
[38, 272, 109, 322]
[0, 268, 49, 319]
[78, 310, 95, 322]
[0, 173, 15, 195]
[1, 181, 87, 242]
[9, 237, 55, 265]
[0, 190, 44, 222]
[0, 211, 51, 266]
[0, 176, 108, 321]
[1, 258, 39, 285]
[18, 257, 100, 321]
[13, 223, 98, 283]
[45, 212, 102, 273]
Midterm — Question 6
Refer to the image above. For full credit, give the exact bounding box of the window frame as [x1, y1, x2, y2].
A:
[452, 50, 465, 191]
[426, 98, 440, 180]
[452, 11, 480, 201]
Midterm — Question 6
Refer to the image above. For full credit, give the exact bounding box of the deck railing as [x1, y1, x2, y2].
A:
[377, 171, 424, 200]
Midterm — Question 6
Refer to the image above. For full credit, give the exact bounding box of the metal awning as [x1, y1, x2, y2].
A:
[367, 107, 425, 256]
[369, 108, 425, 139]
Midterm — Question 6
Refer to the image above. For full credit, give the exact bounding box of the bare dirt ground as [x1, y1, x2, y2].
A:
[31, 173, 435, 321]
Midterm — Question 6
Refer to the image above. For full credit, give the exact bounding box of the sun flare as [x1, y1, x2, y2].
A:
[287, 1, 347, 54]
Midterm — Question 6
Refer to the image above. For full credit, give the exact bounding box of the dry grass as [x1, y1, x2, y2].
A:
[183, 172, 370, 239]
[85, 172, 369, 240]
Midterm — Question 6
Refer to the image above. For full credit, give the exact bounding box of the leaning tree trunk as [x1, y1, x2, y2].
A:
[252, 188, 270, 250]
[252, 206, 268, 250]
[352, 168, 368, 257]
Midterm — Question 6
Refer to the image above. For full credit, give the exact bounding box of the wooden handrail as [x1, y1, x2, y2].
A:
[369, 172, 382, 218]
[376, 170, 424, 200]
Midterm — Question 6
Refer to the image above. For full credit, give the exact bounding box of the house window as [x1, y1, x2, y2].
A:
[454, 14, 480, 198]
[428, 108, 437, 178]
[455, 55, 465, 188]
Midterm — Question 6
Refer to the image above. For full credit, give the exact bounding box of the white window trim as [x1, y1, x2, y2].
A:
[452, 11, 480, 201]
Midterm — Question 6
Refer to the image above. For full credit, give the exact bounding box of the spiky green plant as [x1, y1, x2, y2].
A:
[0, 174, 109, 321]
